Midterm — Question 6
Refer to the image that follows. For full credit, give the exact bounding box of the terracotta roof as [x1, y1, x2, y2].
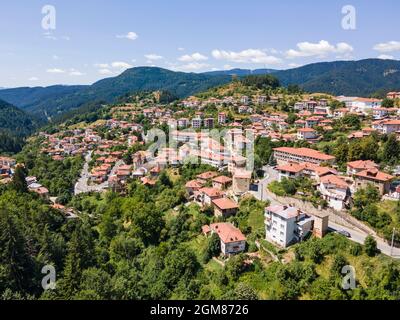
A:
[347, 160, 378, 170]
[197, 171, 219, 180]
[298, 128, 316, 132]
[199, 187, 224, 198]
[210, 223, 246, 243]
[185, 180, 204, 189]
[320, 175, 349, 189]
[212, 198, 239, 210]
[355, 169, 394, 182]
[274, 147, 335, 161]
[212, 176, 233, 184]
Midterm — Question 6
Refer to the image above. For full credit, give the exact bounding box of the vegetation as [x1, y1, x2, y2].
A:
[0, 99, 38, 153]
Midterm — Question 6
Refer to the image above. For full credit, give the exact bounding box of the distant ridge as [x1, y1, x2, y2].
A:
[203, 68, 277, 77]
[1, 59, 400, 122]
[0, 67, 231, 120]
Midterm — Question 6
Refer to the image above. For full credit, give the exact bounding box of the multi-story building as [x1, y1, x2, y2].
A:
[265, 205, 314, 248]
[354, 169, 394, 196]
[192, 117, 203, 129]
[204, 118, 215, 128]
[218, 112, 227, 125]
[273, 147, 335, 166]
[297, 128, 318, 141]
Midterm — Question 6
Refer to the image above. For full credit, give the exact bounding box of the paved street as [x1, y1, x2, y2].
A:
[74, 152, 124, 195]
[251, 165, 400, 259]
[251, 165, 279, 204]
[329, 221, 400, 258]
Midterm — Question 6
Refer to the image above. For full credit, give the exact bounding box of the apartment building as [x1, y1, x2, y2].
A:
[265, 205, 314, 248]
[273, 147, 335, 166]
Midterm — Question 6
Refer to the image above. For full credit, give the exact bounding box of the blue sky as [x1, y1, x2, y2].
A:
[1, 0, 399, 87]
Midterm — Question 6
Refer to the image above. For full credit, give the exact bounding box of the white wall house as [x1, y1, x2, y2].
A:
[265, 205, 314, 248]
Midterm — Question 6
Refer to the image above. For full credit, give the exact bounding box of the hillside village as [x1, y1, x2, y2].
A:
[2, 72, 400, 301]
[2, 79, 400, 259]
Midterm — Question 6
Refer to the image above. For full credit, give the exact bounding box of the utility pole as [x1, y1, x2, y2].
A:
[391, 228, 396, 257]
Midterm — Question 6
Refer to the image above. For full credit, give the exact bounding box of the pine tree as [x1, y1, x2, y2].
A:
[0, 209, 34, 292]
[10, 165, 28, 193]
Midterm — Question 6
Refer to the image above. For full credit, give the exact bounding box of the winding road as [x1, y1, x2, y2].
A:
[252, 165, 400, 259]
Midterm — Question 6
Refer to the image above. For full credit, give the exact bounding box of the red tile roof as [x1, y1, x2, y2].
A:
[355, 169, 394, 182]
[210, 223, 246, 243]
[212, 198, 239, 210]
[274, 147, 335, 161]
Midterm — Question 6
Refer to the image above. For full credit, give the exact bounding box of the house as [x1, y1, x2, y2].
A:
[273, 147, 335, 166]
[209, 223, 246, 256]
[218, 112, 227, 125]
[297, 128, 319, 142]
[265, 205, 314, 248]
[232, 169, 252, 196]
[351, 98, 382, 114]
[377, 120, 400, 134]
[241, 96, 249, 105]
[347, 160, 379, 176]
[185, 179, 205, 195]
[197, 187, 224, 206]
[354, 169, 394, 195]
[212, 198, 239, 217]
[373, 108, 389, 120]
[276, 162, 336, 182]
[212, 176, 233, 190]
[197, 171, 219, 183]
[204, 118, 215, 128]
[318, 175, 350, 211]
[387, 92, 400, 99]
[333, 108, 350, 118]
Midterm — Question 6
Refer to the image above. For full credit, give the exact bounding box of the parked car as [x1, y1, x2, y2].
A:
[338, 230, 351, 238]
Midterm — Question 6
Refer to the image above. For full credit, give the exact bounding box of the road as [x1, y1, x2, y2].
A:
[252, 165, 400, 259]
[328, 221, 400, 258]
[251, 165, 280, 204]
[74, 152, 124, 195]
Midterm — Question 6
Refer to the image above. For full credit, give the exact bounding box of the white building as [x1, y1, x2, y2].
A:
[265, 205, 314, 248]
[318, 175, 350, 211]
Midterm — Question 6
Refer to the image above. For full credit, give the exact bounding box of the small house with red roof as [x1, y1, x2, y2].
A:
[210, 223, 246, 256]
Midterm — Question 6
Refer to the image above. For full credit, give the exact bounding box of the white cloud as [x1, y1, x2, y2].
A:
[111, 61, 133, 69]
[94, 63, 110, 68]
[373, 41, 400, 53]
[288, 63, 301, 68]
[378, 54, 394, 60]
[69, 69, 85, 76]
[116, 32, 138, 41]
[212, 49, 282, 65]
[144, 54, 164, 61]
[28, 77, 39, 81]
[52, 55, 60, 60]
[99, 69, 114, 75]
[286, 40, 354, 58]
[178, 47, 185, 51]
[46, 68, 65, 74]
[171, 62, 211, 72]
[179, 52, 208, 62]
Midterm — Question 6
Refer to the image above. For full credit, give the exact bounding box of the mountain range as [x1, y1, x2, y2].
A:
[0, 59, 400, 124]
[0, 68, 231, 120]
[0, 99, 37, 136]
